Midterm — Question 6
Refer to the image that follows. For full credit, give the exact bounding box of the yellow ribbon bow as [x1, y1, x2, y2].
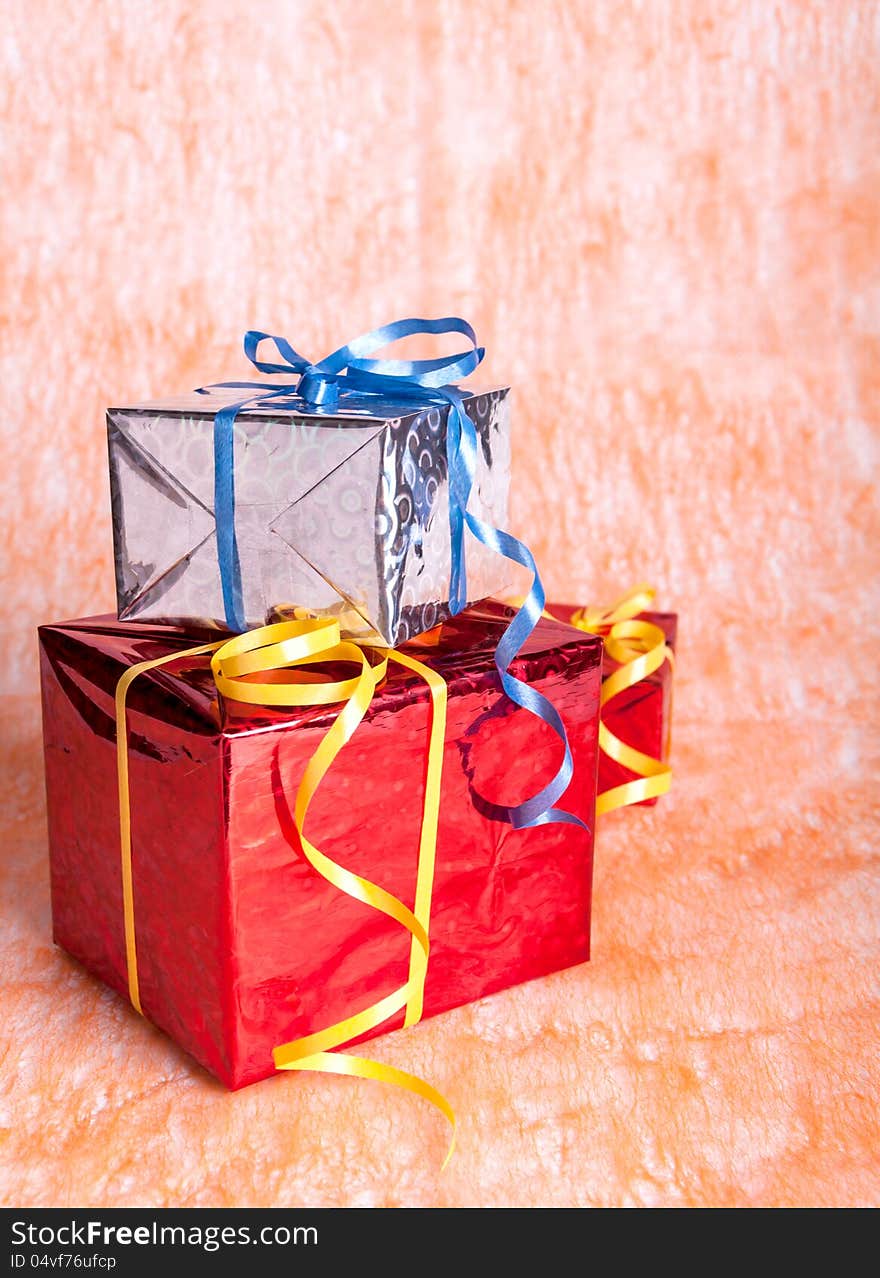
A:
[568, 584, 674, 816]
[115, 616, 455, 1166]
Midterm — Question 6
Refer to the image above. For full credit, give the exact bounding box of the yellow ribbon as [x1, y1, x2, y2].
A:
[115, 618, 454, 1165]
[567, 585, 674, 816]
[115, 640, 225, 1013]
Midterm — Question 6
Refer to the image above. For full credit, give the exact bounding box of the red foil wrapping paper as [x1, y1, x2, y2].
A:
[548, 604, 677, 807]
[39, 602, 602, 1089]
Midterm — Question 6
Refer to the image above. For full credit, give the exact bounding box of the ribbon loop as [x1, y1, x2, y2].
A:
[243, 330, 310, 376]
[572, 583, 657, 633]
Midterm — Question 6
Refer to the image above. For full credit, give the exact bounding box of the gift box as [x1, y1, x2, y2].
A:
[549, 603, 676, 806]
[39, 602, 602, 1089]
[107, 383, 511, 646]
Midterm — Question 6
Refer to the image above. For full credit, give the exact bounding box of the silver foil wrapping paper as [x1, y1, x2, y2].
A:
[107, 384, 512, 645]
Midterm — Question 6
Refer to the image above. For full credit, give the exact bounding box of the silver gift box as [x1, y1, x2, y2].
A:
[107, 384, 512, 645]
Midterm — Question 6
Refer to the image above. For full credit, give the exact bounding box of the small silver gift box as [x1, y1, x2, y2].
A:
[107, 384, 511, 645]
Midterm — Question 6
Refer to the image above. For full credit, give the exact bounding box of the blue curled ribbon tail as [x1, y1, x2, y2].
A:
[198, 318, 586, 830]
[440, 385, 587, 831]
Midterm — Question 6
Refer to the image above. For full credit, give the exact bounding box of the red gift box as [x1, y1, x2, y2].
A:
[548, 604, 676, 807]
[39, 602, 602, 1089]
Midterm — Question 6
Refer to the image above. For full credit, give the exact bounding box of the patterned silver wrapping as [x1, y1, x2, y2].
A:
[107, 385, 512, 645]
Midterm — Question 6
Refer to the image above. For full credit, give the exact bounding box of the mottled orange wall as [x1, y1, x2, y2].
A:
[4, 0, 877, 696]
[2, 1, 879, 1207]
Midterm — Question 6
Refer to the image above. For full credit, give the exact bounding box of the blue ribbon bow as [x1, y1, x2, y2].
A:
[200, 317, 585, 831]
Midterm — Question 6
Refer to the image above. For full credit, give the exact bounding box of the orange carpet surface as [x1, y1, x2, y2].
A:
[1, 1, 878, 1207]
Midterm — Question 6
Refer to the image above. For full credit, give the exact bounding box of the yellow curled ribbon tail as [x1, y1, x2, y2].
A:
[274, 1050, 456, 1172]
[116, 619, 453, 1166]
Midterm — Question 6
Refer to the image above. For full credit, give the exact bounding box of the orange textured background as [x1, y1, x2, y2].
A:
[2, 0, 879, 1207]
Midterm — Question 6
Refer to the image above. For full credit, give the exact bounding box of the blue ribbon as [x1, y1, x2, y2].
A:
[199, 317, 585, 831]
